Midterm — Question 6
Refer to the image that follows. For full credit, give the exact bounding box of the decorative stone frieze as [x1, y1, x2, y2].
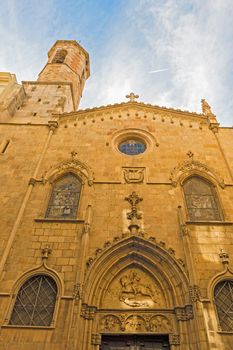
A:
[99, 313, 173, 333]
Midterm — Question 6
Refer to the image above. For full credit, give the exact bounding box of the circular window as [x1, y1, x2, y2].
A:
[118, 139, 146, 155]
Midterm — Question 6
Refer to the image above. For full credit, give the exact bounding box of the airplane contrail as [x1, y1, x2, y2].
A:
[148, 68, 169, 74]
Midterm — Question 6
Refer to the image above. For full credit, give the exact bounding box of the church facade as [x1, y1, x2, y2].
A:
[0, 40, 233, 350]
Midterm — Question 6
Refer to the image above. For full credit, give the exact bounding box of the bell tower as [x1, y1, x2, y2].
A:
[38, 40, 90, 110]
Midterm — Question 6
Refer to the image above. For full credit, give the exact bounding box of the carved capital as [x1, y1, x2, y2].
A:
[28, 177, 46, 186]
[174, 305, 193, 321]
[48, 120, 58, 131]
[91, 333, 101, 345]
[209, 122, 219, 133]
[28, 177, 36, 186]
[81, 303, 97, 320]
[189, 284, 201, 302]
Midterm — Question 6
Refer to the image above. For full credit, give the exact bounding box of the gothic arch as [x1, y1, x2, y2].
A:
[83, 235, 190, 308]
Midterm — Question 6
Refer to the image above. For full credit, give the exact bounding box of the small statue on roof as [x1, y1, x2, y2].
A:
[201, 99, 212, 116]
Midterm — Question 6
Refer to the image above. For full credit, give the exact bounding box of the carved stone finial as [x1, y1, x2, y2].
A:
[125, 192, 143, 220]
[73, 283, 82, 300]
[125, 192, 143, 233]
[219, 249, 229, 265]
[41, 245, 52, 261]
[71, 151, 78, 159]
[126, 92, 139, 102]
[187, 150, 194, 161]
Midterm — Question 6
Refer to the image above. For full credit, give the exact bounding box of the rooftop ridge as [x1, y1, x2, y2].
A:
[58, 101, 205, 118]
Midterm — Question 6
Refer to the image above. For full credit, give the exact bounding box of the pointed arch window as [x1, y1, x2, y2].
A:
[9, 275, 57, 327]
[214, 280, 233, 331]
[46, 173, 82, 219]
[183, 176, 221, 221]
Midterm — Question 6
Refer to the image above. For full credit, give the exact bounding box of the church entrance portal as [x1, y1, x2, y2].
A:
[101, 335, 170, 349]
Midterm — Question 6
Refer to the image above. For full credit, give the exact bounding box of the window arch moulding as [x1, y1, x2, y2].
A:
[3, 263, 63, 328]
[42, 156, 94, 186]
[170, 159, 225, 189]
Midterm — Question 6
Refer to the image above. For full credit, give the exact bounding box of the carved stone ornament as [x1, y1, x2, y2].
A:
[219, 249, 229, 265]
[91, 334, 101, 345]
[170, 158, 225, 188]
[201, 99, 213, 116]
[125, 192, 143, 220]
[169, 334, 180, 345]
[174, 305, 194, 321]
[99, 313, 173, 334]
[41, 245, 52, 261]
[100, 315, 121, 332]
[43, 152, 94, 186]
[102, 268, 165, 309]
[123, 167, 145, 183]
[189, 284, 201, 303]
[81, 303, 97, 320]
[73, 283, 82, 300]
[149, 315, 172, 332]
[125, 315, 145, 332]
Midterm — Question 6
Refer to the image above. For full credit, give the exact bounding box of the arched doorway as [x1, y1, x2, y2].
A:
[81, 235, 193, 349]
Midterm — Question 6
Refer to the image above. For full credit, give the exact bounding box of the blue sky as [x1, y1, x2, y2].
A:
[0, 0, 232, 125]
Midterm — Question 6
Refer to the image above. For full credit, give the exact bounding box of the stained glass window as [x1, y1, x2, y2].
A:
[214, 280, 233, 331]
[119, 139, 146, 155]
[46, 173, 81, 219]
[9, 275, 57, 327]
[183, 176, 221, 221]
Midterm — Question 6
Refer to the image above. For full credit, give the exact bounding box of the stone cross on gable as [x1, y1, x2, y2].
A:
[126, 92, 139, 102]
